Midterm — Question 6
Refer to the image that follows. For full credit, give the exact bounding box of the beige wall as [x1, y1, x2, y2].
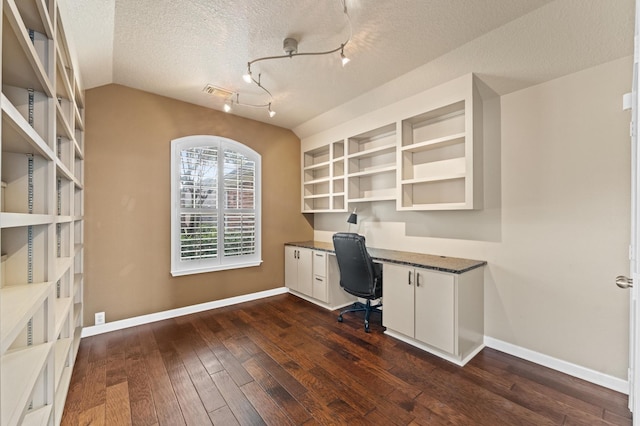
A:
[313, 57, 632, 379]
[84, 84, 313, 324]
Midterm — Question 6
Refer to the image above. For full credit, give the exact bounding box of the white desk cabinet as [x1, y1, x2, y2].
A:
[383, 263, 484, 366]
[284, 246, 312, 296]
[285, 245, 356, 309]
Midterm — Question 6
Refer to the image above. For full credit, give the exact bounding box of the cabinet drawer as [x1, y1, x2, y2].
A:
[312, 251, 326, 277]
[312, 275, 328, 303]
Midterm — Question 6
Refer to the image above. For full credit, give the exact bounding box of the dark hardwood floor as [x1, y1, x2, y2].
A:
[62, 293, 632, 425]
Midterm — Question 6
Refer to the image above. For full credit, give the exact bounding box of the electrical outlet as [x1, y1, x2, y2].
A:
[95, 312, 105, 325]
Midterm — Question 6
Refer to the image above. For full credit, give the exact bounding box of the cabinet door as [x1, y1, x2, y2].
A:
[415, 269, 455, 354]
[297, 248, 313, 297]
[284, 246, 298, 291]
[382, 263, 415, 337]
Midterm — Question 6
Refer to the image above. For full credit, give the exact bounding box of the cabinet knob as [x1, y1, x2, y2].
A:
[408, 271, 412, 285]
[416, 272, 420, 287]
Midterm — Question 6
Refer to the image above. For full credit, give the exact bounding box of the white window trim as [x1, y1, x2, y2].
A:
[170, 135, 262, 276]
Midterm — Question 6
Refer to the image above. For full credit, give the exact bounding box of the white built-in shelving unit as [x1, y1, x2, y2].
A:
[302, 140, 346, 212]
[1, 0, 84, 424]
[346, 123, 397, 204]
[301, 73, 483, 213]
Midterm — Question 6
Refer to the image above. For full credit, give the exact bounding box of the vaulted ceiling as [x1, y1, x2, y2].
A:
[58, 0, 634, 133]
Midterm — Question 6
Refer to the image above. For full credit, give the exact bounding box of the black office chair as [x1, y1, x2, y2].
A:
[332, 232, 383, 332]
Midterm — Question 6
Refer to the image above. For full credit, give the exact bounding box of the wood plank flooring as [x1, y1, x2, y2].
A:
[62, 294, 632, 425]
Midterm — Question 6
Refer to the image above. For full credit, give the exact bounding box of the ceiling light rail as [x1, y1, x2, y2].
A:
[224, 93, 276, 118]
[227, 0, 352, 118]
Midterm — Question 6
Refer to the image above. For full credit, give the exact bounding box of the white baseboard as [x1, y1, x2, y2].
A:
[81, 287, 288, 338]
[484, 336, 629, 394]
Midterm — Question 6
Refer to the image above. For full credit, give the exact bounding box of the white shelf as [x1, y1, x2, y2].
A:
[1, 94, 55, 160]
[347, 165, 396, 178]
[401, 132, 465, 153]
[0, 282, 53, 353]
[347, 143, 396, 160]
[401, 173, 466, 185]
[22, 404, 53, 426]
[303, 160, 330, 171]
[2, 0, 54, 97]
[348, 195, 396, 203]
[303, 194, 330, 200]
[1, 342, 54, 426]
[55, 215, 74, 224]
[303, 177, 331, 185]
[56, 158, 74, 181]
[14, 0, 55, 38]
[0, 212, 55, 228]
[399, 202, 468, 211]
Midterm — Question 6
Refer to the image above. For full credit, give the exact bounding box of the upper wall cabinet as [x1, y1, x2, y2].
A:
[300, 73, 484, 213]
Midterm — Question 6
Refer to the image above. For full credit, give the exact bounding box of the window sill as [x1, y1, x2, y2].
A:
[171, 260, 263, 277]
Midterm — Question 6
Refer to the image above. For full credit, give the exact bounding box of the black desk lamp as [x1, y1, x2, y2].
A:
[347, 208, 357, 232]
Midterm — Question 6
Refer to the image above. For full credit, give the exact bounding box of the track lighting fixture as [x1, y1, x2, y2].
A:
[222, 93, 276, 119]
[228, 0, 352, 117]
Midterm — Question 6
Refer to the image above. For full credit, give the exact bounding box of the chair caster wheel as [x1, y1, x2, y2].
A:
[337, 316, 343, 323]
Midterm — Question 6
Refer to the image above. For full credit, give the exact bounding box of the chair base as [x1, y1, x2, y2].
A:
[337, 299, 382, 333]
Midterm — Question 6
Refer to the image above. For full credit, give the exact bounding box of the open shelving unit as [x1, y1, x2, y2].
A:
[399, 100, 476, 210]
[300, 73, 483, 213]
[1, 0, 84, 424]
[346, 123, 397, 203]
[302, 140, 346, 212]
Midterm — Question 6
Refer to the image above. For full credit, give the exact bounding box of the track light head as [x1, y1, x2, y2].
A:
[223, 102, 232, 113]
[268, 103, 276, 118]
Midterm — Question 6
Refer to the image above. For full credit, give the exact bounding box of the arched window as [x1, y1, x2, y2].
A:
[171, 135, 261, 276]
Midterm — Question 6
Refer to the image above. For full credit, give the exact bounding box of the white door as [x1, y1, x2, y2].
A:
[624, 1, 640, 418]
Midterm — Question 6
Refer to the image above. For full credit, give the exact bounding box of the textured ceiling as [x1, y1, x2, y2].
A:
[58, 0, 634, 132]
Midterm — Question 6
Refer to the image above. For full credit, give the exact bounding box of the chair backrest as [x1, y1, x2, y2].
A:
[332, 232, 382, 299]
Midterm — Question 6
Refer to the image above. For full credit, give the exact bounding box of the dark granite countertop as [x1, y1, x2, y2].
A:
[286, 241, 486, 274]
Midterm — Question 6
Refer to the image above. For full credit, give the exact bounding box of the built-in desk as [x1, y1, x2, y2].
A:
[286, 240, 486, 273]
[284, 241, 487, 365]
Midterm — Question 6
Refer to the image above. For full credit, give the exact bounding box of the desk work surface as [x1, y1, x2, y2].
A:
[286, 241, 486, 274]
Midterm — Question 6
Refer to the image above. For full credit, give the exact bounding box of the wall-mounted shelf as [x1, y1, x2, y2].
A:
[302, 140, 347, 212]
[300, 74, 483, 212]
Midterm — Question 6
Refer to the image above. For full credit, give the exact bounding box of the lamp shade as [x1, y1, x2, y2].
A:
[347, 212, 358, 224]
